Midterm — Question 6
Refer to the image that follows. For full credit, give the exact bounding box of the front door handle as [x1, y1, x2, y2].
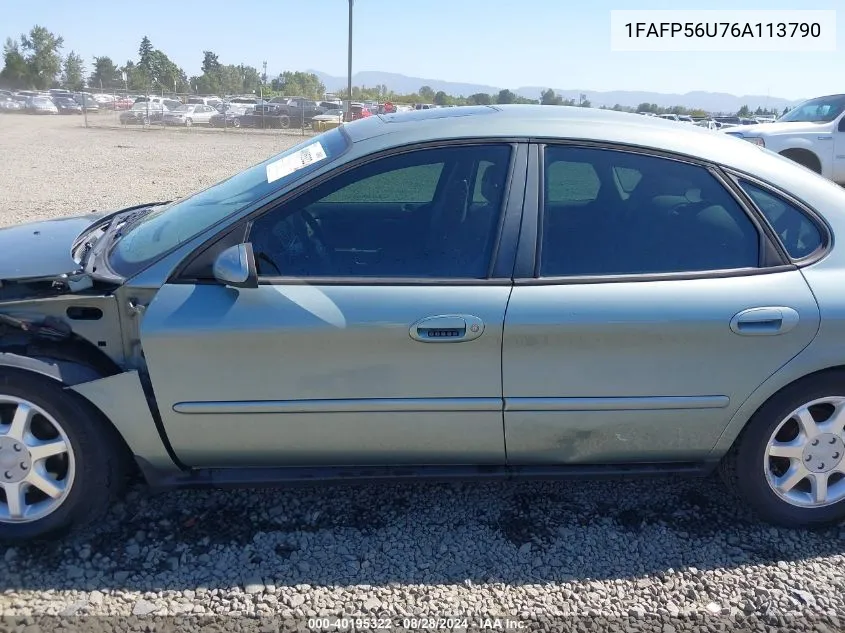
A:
[409, 314, 485, 343]
[730, 306, 800, 336]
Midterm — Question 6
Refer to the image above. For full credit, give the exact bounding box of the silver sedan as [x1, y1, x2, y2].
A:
[163, 103, 217, 126]
[2, 105, 845, 541]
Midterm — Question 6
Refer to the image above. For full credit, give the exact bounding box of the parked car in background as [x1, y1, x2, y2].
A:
[52, 97, 83, 115]
[695, 119, 719, 130]
[187, 96, 223, 109]
[720, 94, 845, 185]
[85, 94, 116, 110]
[72, 94, 100, 113]
[26, 96, 58, 115]
[119, 102, 168, 125]
[258, 97, 321, 123]
[133, 96, 182, 111]
[0, 96, 24, 112]
[714, 116, 742, 129]
[311, 108, 344, 132]
[344, 103, 372, 121]
[209, 104, 252, 128]
[229, 96, 260, 106]
[163, 104, 217, 127]
[112, 96, 135, 111]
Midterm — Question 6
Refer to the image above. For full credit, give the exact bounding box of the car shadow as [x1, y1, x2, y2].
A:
[5, 474, 845, 593]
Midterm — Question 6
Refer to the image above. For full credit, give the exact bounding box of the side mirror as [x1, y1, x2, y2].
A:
[213, 243, 258, 289]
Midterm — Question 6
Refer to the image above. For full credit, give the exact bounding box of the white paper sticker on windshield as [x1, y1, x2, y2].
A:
[266, 141, 328, 184]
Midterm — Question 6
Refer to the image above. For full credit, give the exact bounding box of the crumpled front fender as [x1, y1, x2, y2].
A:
[70, 370, 181, 475]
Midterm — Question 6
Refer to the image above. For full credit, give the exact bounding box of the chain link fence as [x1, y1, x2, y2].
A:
[69, 90, 320, 138]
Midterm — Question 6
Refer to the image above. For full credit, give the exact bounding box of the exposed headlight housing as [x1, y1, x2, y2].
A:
[745, 137, 766, 147]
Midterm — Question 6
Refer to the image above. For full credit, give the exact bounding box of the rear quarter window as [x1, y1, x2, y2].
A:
[739, 181, 824, 259]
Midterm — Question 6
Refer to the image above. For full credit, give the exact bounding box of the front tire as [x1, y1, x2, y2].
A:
[0, 371, 126, 542]
[185, 117, 192, 127]
[720, 371, 845, 528]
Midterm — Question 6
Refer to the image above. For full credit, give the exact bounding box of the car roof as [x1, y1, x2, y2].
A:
[344, 104, 772, 169]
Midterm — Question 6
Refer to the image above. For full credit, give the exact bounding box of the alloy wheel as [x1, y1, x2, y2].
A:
[0, 396, 75, 523]
[764, 396, 845, 508]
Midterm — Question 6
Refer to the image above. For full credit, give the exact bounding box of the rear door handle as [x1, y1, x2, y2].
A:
[730, 306, 800, 336]
[410, 314, 485, 343]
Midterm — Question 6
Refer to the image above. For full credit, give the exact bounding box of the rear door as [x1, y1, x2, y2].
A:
[140, 141, 528, 468]
[502, 143, 821, 465]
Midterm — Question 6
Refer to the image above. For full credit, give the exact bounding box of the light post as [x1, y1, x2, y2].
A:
[347, 0, 353, 120]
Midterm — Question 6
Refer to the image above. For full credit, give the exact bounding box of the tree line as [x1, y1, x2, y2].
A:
[0, 25, 790, 118]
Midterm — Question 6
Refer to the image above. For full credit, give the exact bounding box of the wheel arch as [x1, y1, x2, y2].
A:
[0, 360, 137, 475]
[779, 147, 823, 173]
[712, 364, 845, 459]
[0, 353, 182, 481]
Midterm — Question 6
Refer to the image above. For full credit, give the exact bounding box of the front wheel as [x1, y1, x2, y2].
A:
[720, 371, 845, 528]
[232, 118, 240, 128]
[0, 371, 127, 541]
[185, 117, 193, 127]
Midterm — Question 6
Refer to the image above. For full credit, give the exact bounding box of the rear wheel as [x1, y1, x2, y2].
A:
[720, 372, 845, 527]
[0, 371, 126, 541]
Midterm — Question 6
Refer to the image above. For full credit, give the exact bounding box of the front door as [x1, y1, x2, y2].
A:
[503, 144, 821, 465]
[140, 142, 526, 468]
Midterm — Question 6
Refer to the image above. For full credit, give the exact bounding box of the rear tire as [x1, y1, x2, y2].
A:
[720, 371, 845, 528]
[0, 370, 127, 542]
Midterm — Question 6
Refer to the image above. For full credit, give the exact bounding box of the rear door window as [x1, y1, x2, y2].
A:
[540, 146, 761, 276]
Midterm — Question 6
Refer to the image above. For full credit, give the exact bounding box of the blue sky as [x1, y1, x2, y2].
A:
[2, 0, 841, 98]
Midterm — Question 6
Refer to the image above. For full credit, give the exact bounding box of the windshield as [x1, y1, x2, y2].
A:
[131, 102, 159, 111]
[108, 126, 351, 276]
[173, 105, 191, 112]
[778, 95, 845, 123]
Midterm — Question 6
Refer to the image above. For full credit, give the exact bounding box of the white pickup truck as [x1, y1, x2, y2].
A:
[722, 94, 845, 186]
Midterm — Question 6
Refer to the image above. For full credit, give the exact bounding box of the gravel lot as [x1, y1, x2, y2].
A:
[0, 114, 305, 227]
[2, 114, 845, 632]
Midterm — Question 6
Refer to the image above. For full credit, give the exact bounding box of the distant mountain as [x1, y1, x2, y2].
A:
[309, 69, 805, 113]
[310, 69, 500, 100]
[514, 87, 804, 113]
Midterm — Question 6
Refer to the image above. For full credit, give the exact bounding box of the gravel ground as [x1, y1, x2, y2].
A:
[0, 114, 307, 227]
[2, 114, 845, 632]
